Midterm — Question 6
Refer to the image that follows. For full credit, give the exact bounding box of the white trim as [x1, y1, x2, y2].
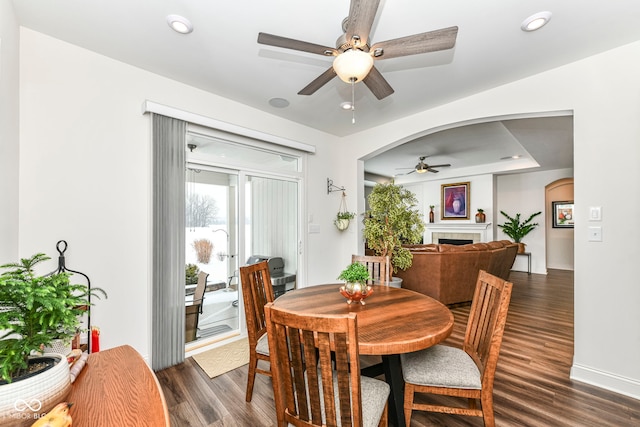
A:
[570, 363, 640, 400]
[141, 100, 316, 154]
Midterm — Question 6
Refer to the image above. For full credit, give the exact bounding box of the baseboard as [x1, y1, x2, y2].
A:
[570, 363, 640, 400]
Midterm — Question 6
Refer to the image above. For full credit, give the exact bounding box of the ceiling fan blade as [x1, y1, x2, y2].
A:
[363, 66, 394, 100]
[345, 0, 380, 48]
[426, 168, 440, 173]
[258, 32, 338, 56]
[426, 164, 451, 168]
[298, 67, 337, 95]
[370, 26, 458, 60]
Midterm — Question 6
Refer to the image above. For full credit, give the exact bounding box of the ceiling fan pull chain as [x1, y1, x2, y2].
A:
[351, 77, 356, 124]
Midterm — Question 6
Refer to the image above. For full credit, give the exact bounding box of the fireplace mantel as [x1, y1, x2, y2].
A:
[425, 222, 493, 243]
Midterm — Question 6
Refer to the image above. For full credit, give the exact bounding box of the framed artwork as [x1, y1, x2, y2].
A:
[441, 182, 470, 220]
[552, 201, 574, 228]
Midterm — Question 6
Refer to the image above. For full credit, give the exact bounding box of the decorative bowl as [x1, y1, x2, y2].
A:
[339, 282, 374, 305]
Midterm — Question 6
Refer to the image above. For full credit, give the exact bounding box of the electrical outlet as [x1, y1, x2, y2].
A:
[588, 226, 602, 242]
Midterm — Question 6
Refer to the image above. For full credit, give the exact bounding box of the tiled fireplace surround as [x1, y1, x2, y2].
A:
[425, 222, 493, 244]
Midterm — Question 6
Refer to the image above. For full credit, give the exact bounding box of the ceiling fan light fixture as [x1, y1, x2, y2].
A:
[167, 15, 193, 34]
[416, 167, 427, 174]
[521, 11, 552, 32]
[333, 49, 374, 83]
[340, 101, 353, 110]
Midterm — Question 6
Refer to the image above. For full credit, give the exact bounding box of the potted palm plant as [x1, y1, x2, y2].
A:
[497, 210, 542, 253]
[363, 182, 425, 286]
[0, 253, 107, 422]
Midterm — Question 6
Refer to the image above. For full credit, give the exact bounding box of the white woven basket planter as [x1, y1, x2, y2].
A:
[0, 353, 71, 426]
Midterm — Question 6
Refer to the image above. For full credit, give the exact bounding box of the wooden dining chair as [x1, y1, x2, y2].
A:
[239, 260, 275, 402]
[351, 254, 390, 286]
[264, 303, 390, 427]
[401, 270, 513, 427]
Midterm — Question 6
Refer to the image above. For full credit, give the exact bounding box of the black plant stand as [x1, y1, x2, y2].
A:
[48, 240, 93, 352]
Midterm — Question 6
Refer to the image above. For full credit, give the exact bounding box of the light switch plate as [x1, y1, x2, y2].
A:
[589, 206, 602, 221]
[588, 226, 602, 242]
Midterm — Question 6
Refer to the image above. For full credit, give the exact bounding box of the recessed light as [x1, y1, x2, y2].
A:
[269, 98, 290, 108]
[521, 11, 552, 32]
[500, 155, 523, 160]
[167, 15, 193, 34]
[340, 101, 353, 110]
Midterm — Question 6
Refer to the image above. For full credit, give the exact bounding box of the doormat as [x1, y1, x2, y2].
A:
[192, 338, 250, 378]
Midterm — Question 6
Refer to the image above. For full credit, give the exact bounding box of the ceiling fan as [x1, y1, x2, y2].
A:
[397, 156, 451, 175]
[257, 0, 458, 100]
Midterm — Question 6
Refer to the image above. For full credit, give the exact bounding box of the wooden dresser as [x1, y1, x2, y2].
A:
[66, 345, 169, 426]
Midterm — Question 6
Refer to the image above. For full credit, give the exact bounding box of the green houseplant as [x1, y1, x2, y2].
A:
[334, 211, 356, 231]
[337, 262, 371, 284]
[338, 262, 372, 305]
[498, 210, 542, 252]
[0, 253, 107, 383]
[363, 182, 425, 278]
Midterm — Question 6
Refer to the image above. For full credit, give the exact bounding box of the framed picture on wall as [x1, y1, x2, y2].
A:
[552, 201, 574, 228]
[441, 182, 470, 220]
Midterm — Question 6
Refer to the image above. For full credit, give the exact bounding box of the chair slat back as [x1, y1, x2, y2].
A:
[240, 261, 274, 348]
[192, 271, 209, 313]
[265, 303, 362, 427]
[351, 255, 390, 286]
[463, 269, 513, 388]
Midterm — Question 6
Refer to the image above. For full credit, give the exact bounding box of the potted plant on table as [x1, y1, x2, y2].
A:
[497, 210, 542, 253]
[0, 253, 107, 422]
[363, 182, 425, 287]
[337, 262, 372, 305]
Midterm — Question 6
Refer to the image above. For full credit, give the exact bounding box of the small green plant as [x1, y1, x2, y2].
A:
[497, 211, 542, 242]
[0, 253, 107, 383]
[337, 262, 371, 284]
[336, 211, 356, 220]
[185, 263, 200, 285]
[477, 208, 484, 213]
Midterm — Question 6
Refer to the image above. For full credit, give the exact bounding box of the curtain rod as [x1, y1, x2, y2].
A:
[141, 100, 316, 154]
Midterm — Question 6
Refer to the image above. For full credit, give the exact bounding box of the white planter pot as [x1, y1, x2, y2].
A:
[0, 354, 71, 426]
[389, 277, 403, 288]
[334, 218, 350, 231]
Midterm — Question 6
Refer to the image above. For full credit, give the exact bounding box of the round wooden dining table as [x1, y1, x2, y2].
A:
[273, 283, 454, 427]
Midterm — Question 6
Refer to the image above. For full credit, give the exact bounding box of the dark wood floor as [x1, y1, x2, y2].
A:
[156, 269, 640, 426]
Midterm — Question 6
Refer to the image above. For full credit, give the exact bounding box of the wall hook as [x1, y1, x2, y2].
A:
[327, 178, 346, 194]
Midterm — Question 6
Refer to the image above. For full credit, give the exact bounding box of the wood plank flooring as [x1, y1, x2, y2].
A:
[156, 269, 640, 426]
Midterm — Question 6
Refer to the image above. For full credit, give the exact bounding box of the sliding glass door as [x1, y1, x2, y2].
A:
[184, 128, 303, 351]
[185, 167, 240, 344]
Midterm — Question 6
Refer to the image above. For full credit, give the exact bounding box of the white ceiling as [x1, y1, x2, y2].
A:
[11, 0, 640, 178]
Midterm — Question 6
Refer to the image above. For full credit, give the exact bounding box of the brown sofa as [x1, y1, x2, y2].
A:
[395, 240, 518, 305]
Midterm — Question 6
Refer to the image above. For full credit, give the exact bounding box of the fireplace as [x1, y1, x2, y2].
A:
[426, 222, 493, 243]
[439, 238, 474, 245]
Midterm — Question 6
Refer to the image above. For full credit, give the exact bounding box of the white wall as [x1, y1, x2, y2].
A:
[0, 1, 19, 262]
[496, 169, 573, 274]
[340, 43, 640, 398]
[13, 27, 640, 399]
[17, 29, 342, 362]
[394, 174, 495, 242]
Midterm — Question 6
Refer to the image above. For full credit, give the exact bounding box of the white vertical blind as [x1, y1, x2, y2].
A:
[250, 176, 298, 273]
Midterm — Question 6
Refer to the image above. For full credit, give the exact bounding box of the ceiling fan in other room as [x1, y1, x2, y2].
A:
[257, 0, 458, 101]
[397, 156, 451, 175]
